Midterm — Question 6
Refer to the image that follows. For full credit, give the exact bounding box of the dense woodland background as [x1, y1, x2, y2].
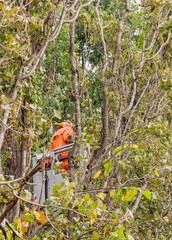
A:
[0, 0, 172, 239]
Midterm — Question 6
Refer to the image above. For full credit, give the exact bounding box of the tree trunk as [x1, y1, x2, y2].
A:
[69, 10, 81, 154]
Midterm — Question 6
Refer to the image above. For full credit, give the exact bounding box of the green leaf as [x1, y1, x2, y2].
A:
[22, 214, 34, 222]
[113, 146, 122, 155]
[104, 162, 113, 176]
[142, 190, 151, 200]
[92, 231, 99, 240]
[29, 129, 35, 140]
[128, 188, 137, 201]
[127, 234, 134, 240]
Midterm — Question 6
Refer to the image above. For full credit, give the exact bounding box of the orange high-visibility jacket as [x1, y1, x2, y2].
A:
[48, 127, 74, 170]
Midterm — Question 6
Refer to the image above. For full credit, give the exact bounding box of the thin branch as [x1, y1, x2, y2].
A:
[0, 177, 24, 185]
[27, 209, 62, 240]
[66, 0, 79, 12]
[64, 0, 94, 23]
[45, 208, 68, 238]
[0, 223, 10, 240]
[144, 30, 158, 51]
[122, 80, 137, 115]
[122, 77, 152, 137]
[118, 183, 147, 227]
[145, 31, 171, 61]
[5, 219, 22, 239]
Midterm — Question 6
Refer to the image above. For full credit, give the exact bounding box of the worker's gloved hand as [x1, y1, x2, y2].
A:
[67, 135, 75, 142]
[57, 154, 68, 161]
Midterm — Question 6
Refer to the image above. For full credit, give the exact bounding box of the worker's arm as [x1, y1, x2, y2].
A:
[67, 135, 75, 142]
[63, 128, 74, 143]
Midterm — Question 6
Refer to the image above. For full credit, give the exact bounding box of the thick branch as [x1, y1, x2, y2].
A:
[95, 0, 109, 150]
[69, 10, 81, 149]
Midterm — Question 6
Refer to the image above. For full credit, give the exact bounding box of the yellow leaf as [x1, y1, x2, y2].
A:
[149, 90, 153, 93]
[155, 168, 159, 177]
[132, 144, 139, 149]
[34, 211, 40, 220]
[37, 210, 47, 224]
[91, 210, 97, 218]
[92, 231, 99, 240]
[0, 2, 4, 10]
[163, 216, 169, 222]
[110, 189, 115, 197]
[93, 170, 101, 179]
[7, 231, 11, 239]
[91, 219, 95, 225]
[12, 6, 18, 13]
[16, 217, 22, 232]
[6, 72, 12, 77]
[45, 232, 50, 237]
[124, 191, 130, 200]
[96, 193, 106, 200]
[83, 193, 90, 201]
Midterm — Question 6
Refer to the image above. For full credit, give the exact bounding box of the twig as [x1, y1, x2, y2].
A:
[5, 218, 22, 239]
[0, 177, 24, 185]
[0, 222, 10, 240]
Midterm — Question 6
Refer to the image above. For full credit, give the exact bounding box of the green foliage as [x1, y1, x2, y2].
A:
[0, 0, 172, 239]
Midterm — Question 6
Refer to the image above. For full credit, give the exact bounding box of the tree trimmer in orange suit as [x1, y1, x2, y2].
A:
[45, 121, 75, 170]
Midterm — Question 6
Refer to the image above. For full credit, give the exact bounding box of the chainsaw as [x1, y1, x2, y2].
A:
[45, 143, 74, 169]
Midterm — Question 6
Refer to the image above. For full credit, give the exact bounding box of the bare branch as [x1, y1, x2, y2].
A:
[0, 177, 24, 185]
[5, 219, 22, 239]
[122, 77, 152, 137]
[145, 31, 171, 61]
[66, 0, 79, 12]
[64, 0, 94, 23]
[122, 80, 137, 115]
[0, 223, 10, 240]
[144, 30, 158, 51]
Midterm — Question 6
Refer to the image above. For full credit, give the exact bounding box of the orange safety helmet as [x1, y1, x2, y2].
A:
[58, 120, 73, 130]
